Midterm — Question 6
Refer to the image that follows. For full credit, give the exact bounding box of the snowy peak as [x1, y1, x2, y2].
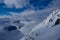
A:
[20, 9, 60, 40]
[30, 9, 60, 31]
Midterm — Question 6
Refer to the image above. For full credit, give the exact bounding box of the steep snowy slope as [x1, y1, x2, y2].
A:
[20, 9, 60, 40]
[17, 10, 49, 35]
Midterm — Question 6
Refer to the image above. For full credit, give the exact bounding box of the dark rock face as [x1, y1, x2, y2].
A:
[4, 26, 17, 31]
[57, 38, 60, 40]
[55, 19, 60, 25]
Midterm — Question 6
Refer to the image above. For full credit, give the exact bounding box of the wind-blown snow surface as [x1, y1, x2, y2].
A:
[20, 9, 60, 40]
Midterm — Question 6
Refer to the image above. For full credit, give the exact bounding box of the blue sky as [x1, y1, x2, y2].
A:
[0, 0, 52, 15]
[0, 2, 27, 15]
[0, 0, 60, 15]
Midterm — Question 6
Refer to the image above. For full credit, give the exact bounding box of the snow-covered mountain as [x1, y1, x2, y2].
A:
[20, 9, 60, 40]
[0, 9, 60, 40]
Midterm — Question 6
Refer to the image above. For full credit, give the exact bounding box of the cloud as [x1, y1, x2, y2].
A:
[3, 0, 28, 8]
[0, 0, 3, 3]
[9, 9, 52, 23]
[0, 15, 11, 18]
[3, 0, 52, 9]
[0, 7, 53, 23]
[0, 0, 59, 10]
[0, 0, 60, 22]
[46, 0, 60, 9]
